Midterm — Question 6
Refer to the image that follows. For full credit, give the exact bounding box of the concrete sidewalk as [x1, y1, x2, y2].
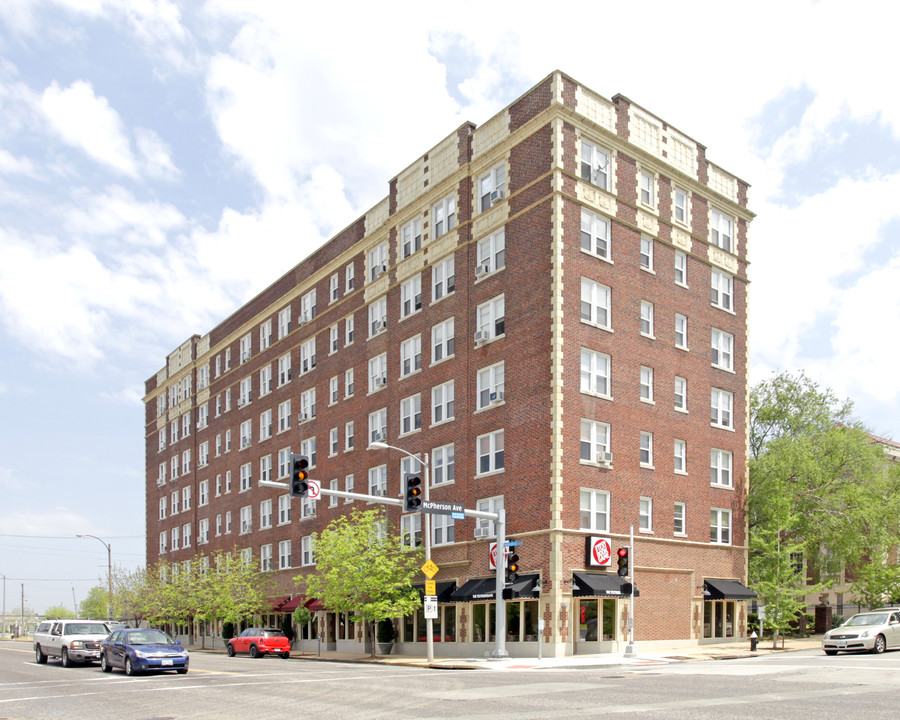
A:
[188, 635, 825, 671]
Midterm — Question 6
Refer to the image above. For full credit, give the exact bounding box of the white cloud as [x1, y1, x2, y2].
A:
[64, 185, 185, 246]
[134, 127, 179, 180]
[40, 80, 138, 177]
[0, 148, 37, 176]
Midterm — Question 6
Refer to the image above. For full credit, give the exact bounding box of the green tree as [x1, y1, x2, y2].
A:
[301, 508, 423, 657]
[79, 586, 108, 619]
[749, 371, 900, 624]
[44, 605, 75, 619]
[850, 562, 900, 610]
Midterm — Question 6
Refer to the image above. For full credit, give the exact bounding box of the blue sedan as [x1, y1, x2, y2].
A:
[100, 628, 189, 675]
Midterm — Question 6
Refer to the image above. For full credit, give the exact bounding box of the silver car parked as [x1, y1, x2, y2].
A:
[823, 610, 900, 655]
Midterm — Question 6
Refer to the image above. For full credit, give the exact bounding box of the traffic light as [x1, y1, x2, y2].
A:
[616, 547, 629, 577]
[403, 472, 423, 512]
[506, 552, 520, 584]
[290, 454, 310, 498]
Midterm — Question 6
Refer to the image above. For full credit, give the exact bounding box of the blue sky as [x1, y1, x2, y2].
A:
[1, 0, 898, 614]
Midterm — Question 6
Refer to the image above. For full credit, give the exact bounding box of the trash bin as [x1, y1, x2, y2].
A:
[749, 631, 758, 651]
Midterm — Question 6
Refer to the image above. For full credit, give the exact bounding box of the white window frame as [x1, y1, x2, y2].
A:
[368, 465, 387, 497]
[674, 439, 687, 474]
[278, 400, 291, 433]
[711, 388, 734, 429]
[674, 502, 686, 536]
[476, 228, 505, 277]
[279, 539, 292, 569]
[432, 443, 455, 486]
[476, 429, 505, 476]
[639, 497, 653, 533]
[580, 139, 610, 190]
[368, 296, 387, 337]
[673, 186, 689, 225]
[301, 535, 315, 566]
[580, 348, 610, 398]
[580, 488, 610, 532]
[329, 272, 339, 302]
[368, 353, 387, 393]
[368, 408, 387, 444]
[278, 353, 292, 386]
[710, 209, 734, 253]
[299, 338, 316, 375]
[431, 513, 455, 546]
[711, 328, 734, 371]
[675, 314, 688, 350]
[345, 314, 355, 346]
[640, 431, 653, 467]
[400, 335, 422, 377]
[478, 162, 506, 213]
[475, 294, 505, 342]
[711, 269, 734, 311]
[431, 380, 455, 425]
[674, 376, 687, 412]
[580, 278, 611, 329]
[640, 300, 655, 337]
[432, 194, 456, 239]
[400, 394, 422, 436]
[710, 508, 732, 545]
[476, 362, 505, 410]
[640, 235, 654, 271]
[580, 419, 610, 464]
[581, 208, 611, 260]
[675, 249, 688, 287]
[711, 449, 733, 488]
[639, 170, 655, 207]
[431, 318, 455, 364]
[400, 217, 422, 258]
[432, 255, 455, 301]
[640, 366, 654, 403]
[400, 274, 422, 318]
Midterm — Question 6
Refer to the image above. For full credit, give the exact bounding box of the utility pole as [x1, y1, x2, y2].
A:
[76, 534, 113, 619]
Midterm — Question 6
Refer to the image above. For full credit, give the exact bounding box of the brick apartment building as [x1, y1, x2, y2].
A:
[143, 70, 754, 658]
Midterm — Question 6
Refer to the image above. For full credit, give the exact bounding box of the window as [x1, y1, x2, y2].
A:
[475, 495, 503, 538]
[278, 449, 291, 478]
[580, 139, 610, 189]
[198, 365, 209, 390]
[345, 368, 354, 397]
[640, 300, 654, 337]
[345, 262, 355, 292]
[400, 335, 422, 377]
[710, 508, 732, 544]
[711, 269, 734, 311]
[182, 412, 191, 438]
[171, 526, 180, 551]
[475, 295, 505, 343]
[199, 479, 209, 506]
[198, 441, 209, 467]
[640, 366, 653, 403]
[240, 333, 252, 363]
[400, 274, 422, 318]
[368, 408, 387, 444]
[159, 496, 167, 519]
[400, 513, 422, 549]
[432, 513, 455, 546]
[345, 314, 355, 345]
[300, 437, 316, 467]
[432, 255, 455, 301]
[278, 494, 291, 525]
[301, 536, 315, 566]
[639, 497, 653, 532]
[477, 362, 505, 409]
[158, 427, 167, 452]
[580, 419, 610, 464]
[240, 505, 252, 534]
[181, 486, 191, 511]
[239, 419, 252, 449]
[639, 171, 655, 207]
[476, 429, 505, 475]
[259, 410, 272, 441]
[300, 388, 316, 422]
[400, 217, 422, 258]
[580, 278, 610, 329]
[580, 348, 610, 397]
[299, 338, 316, 374]
[674, 502, 686, 535]
[711, 388, 734, 429]
[675, 314, 688, 350]
[224, 347, 231, 371]
[581, 209, 610, 259]
[345, 421, 354, 451]
[329, 272, 339, 302]
[225, 510, 232, 534]
[674, 376, 687, 412]
[432, 194, 456, 239]
[239, 377, 252, 407]
[240, 462, 252, 492]
[640, 235, 654, 271]
[260, 499, 273, 529]
[198, 518, 209, 545]
[368, 296, 387, 336]
[674, 440, 687, 474]
[259, 319, 272, 351]
[476, 228, 505, 277]
[158, 462, 166, 485]
[301, 495, 316, 520]
[368, 242, 388, 282]
[711, 329, 734, 371]
[431, 380, 455, 424]
[368, 465, 387, 497]
[329, 376, 339, 404]
[400, 395, 422, 435]
[278, 400, 291, 433]
[710, 209, 734, 253]
[580, 489, 609, 532]
[432, 444, 455, 485]
[329, 479, 338, 507]
[344, 474, 355, 504]
[640, 432, 653, 467]
[675, 250, 688, 286]
[278, 353, 292, 386]
[478, 163, 506, 212]
[329, 428, 338, 455]
[368, 353, 387, 393]
[674, 187, 689, 224]
[171, 489, 179, 514]
[279, 540, 292, 569]
[431, 318, 455, 364]
[711, 449, 733, 487]
[329, 324, 339, 354]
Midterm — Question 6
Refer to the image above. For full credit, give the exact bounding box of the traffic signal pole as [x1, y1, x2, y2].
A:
[624, 524, 637, 657]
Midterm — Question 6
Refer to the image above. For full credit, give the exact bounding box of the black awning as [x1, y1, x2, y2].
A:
[704, 578, 757, 601]
[413, 581, 457, 603]
[572, 572, 638, 597]
[449, 575, 540, 602]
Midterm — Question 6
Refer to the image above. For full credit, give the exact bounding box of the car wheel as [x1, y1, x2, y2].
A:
[61, 648, 72, 668]
[281, 652, 290, 659]
[824, 650, 838, 656]
[124, 657, 136, 676]
[35, 645, 47, 664]
[249, 644, 261, 658]
[872, 635, 887, 654]
[176, 668, 188, 674]
[226, 643, 236, 657]
[101, 653, 113, 672]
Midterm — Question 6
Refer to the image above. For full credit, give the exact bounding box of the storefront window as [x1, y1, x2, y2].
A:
[725, 602, 734, 637]
[580, 599, 599, 641]
[579, 599, 616, 642]
[403, 612, 414, 642]
[704, 601, 736, 639]
[523, 601, 539, 642]
[444, 606, 456, 642]
[472, 603, 488, 642]
[506, 602, 521, 642]
[416, 606, 426, 642]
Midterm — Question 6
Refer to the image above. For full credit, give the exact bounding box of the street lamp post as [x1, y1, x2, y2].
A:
[76, 534, 112, 620]
[368, 441, 435, 664]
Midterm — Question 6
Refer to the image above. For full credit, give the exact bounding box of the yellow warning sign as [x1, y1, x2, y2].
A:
[421, 560, 439, 579]
[425, 580, 436, 595]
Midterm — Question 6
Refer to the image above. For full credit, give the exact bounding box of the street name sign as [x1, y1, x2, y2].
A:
[421, 499, 465, 516]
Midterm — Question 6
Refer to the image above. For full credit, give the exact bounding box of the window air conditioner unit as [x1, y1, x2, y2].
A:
[374, 264, 387, 279]
[373, 432, 385, 443]
[490, 189, 504, 203]
[299, 413, 309, 422]
[375, 376, 387, 388]
[489, 391, 505, 404]
[474, 526, 491, 539]
[241, 351, 251, 362]
[475, 263, 490, 278]
[474, 330, 488, 345]
[299, 313, 310, 325]
[599, 452, 613, 467]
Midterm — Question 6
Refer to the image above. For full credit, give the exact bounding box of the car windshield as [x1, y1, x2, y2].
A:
[66, 623, 110, 634]
[127, 630, 176, 645]
[844, 613, 889, 627]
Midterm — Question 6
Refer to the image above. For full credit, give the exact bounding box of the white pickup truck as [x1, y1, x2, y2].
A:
[33, 619, 111, 667]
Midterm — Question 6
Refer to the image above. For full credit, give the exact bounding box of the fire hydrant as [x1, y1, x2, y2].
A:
[750, 631, 758, 652]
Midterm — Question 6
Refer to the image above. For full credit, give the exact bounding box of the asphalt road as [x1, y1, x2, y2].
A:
[3, 640, 900, 719]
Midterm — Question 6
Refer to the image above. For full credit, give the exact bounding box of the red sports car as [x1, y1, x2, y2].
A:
[226, 628, 291, 658]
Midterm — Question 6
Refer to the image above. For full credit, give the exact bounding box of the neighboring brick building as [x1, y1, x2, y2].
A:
[143, 70, 754, 657]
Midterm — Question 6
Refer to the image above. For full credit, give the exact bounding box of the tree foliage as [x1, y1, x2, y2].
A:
[301, 508, 423, 656]
[749, 371, 900, 616]
[79, 586, 109, 619]
[44, 604, 76, 619]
